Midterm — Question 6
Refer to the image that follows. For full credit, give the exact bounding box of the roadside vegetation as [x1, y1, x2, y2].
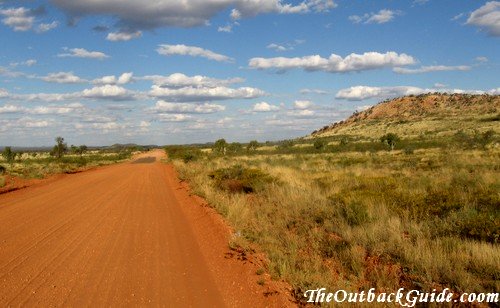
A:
[0, 137, 139, 188]
[166, 93, 499, 301]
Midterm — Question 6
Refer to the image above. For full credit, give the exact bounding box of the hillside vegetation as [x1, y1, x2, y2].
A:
[312, 93, 499, 139]
[166, 93, 499, 303]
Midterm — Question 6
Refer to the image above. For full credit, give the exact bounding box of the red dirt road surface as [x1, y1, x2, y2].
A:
[0, 150, 293, 307]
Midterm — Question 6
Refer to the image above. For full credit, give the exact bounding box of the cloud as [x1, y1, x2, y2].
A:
[30, 103, 85, 115]
[336, 86, 424, 101]
[451, 13, 464, 21]
[0, 7, 34, 31]
[412, 0, 429, 5]
[82, 85, 136, 100]
[286, 109, 316, 118]
[475, 56, 489, 63]
[266, 39, 304, 52]
[349, 9, 401, 24]
[156, 114, 193, 122]
[52, 0, 336, 31]
[140, 73, 244, 88]
[252, 102, 279, 112]
[218, 24, 233, 33]
[300, 88, 328, 95]
[36, 21, 58, 33]
[0, 88, 8, 98]
[149, 85, 265, 102]
[0, 103, 85, 115]
[106, 30, 142, 41]
[57, 47, 110, 59]
[293, 100, 313, 109]
[41, 72, 86, 83]
[393, 65, 471, 74]
[156, 44, 233, 62]
[466, 1, 500, 36]
[335, 85, 491, 101]
[249, 51, 415, 73]
[93, 72, 134, 85]
[0, 104, 24, 114]
[151, 101, 225, 114]
[267, 43, 290, 52]
[10, 59, 37, 67]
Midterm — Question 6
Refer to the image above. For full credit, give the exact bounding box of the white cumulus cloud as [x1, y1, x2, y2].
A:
[93, 72, 134, 85]
[156, 44, 233, 62]
[349, 9, 401, 24]
[57, 47, 110, 59]
[252, 102, 279, 112]
[151, 101, 225, 114]
[41, 72, 86, 84]
[293, 100, 313, 109]
[82, 85, 135, 100]
[466, 1, 500, 36]
[249, 51, 415, 73]
[141, 73, 244, 88]
[106, 30, 142, 41]
[0, 7, 34, 31]
[36, 21, 58, 33]
[149, 85, 265, 102]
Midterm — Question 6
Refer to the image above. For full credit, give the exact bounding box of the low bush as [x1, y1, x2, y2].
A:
[0, 176, 5, 188]
[0, 165, 5, 175]
[165, 146, 202, 163]
[208, 165, 275, 193]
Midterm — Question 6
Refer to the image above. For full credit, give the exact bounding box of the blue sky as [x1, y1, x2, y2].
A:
[0, 0, 498, 146]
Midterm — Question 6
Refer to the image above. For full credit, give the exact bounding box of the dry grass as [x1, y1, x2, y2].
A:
[0, 151, 132, 179]
[172, 147, 499, 299]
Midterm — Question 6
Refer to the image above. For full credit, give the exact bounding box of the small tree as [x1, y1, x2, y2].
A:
[380, 133, 400, 151]
[227, 142, 242, 154]
[51, 136, 68, 159]
[247, 140, 260, 152]
[213, 139, 228, 155]
[2, 147, 15, 163]
[79, 145, 88, 155]
[313, 139, 327, 150]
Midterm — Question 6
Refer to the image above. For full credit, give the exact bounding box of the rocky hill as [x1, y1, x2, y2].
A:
[312, 93, 499, 139]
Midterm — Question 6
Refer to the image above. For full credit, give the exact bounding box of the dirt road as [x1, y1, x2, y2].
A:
[0, 150, 292, 307]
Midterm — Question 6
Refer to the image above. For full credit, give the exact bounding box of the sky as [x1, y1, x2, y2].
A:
[0, 0, 499, 146]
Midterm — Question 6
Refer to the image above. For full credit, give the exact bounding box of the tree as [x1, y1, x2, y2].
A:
[380, 133, 400, 151]
[51, 136, 68, 159]
[227, 142, 242, 154]
[213, 139, 228, 155]
[2, 147, 15, 163]
[79, 145, 88, 156]
[313, 139, 327, 150]
[247, 140, 260, 152]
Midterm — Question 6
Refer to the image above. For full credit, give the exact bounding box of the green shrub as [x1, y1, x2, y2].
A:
[336, 200, 370, 226]
[165, 146, 201, 162]
[0, 176, 5, 188]
[0, 165, 5, 175]
[313, 139, 327, 150]
[208, 165, 274, 193]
